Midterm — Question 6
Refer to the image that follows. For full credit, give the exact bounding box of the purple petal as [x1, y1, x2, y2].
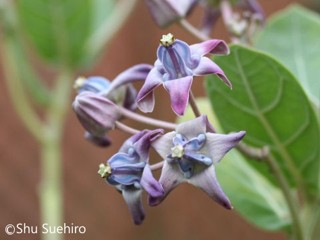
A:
[107, 64, 153, 93]
[148, 160, 184, 206]
[201, 8, 221, 36]
[203, 131, 246, 164]
[137, 68, 163, 113]
[133, 129, 164, 162]
[123, 84, 137, 111]
[184, 152, 213, 166]
[73, 92, 120, 136]
[122, 189, 145, 225]
[163, 76, 193, 116]
[152, 131, 176, 159]
[168, 0, 198, 16]
[140, 164, 164, 197]
[78, 76, 110, 93]
[176, 115, 208, 139]
[190, 39, 229, 56]
[188, 165, 232, 209]
[193, 57, 232, 88]
[144, 0, 197, 27]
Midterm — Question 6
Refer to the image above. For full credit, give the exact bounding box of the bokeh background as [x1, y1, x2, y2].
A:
[0, 0, 316, 239]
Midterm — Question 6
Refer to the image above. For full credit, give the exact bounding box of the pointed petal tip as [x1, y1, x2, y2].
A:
[133, 214, 145, 225]
[221, 200, 233, 210]
[148, 195, 163, 207]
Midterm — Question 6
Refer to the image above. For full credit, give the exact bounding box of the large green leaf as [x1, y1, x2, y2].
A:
[255, 5, 320, 106]
[178, 99, 290, 231]
[16, 0, 114, 68]
[206, 45, 320, 197]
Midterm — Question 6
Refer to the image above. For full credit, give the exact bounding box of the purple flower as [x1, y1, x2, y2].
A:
[144, 0, 198, 27]
[137, 33, 231, 116]
[98, 129, 164, 225]
[73, 64, 153, 147]
[150, 115, 245, 209]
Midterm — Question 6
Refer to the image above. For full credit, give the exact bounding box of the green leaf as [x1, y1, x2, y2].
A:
[178, 99, 291, 231]
[206, 45, 320, 197]
[218, 150, 291, 231]
[255, 4, 320, 106]
[16, 0, 114, 68]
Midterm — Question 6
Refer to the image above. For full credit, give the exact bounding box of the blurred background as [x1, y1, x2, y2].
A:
[0, 0, 316, 239]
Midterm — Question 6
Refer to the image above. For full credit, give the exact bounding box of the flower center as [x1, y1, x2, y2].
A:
[98, 163, 112, 178]
[73, 76, 87, 90]
[171, 144, 184, 158]
[160, 33, 175, 47]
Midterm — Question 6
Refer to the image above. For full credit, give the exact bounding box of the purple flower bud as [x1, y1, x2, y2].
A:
[151, 115, 246, 209]
[144, 0, 198, 27]
[137, 33, 231, 116]
[73, 92, 121, 137]
[99, 129, 164, 225]
[73, 64, 153, 147]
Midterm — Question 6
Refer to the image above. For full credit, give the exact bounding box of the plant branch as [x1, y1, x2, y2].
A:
[179, 19, 210, 41]
[189, 91, 201, 117]
[115, 121, 139, 135]
[2, 34, 44, 142]
[265, 153, 304, 240]
[150, 161, 164, 171]
[119, 106, 177, 130]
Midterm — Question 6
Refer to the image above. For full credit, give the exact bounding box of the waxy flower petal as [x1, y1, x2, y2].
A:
[73, 92, 120, 137]
[73, 64, 153, 147]
[151, 115, 245, 208]
[102, 129, 164, 225]
[137, 34, 230, 116]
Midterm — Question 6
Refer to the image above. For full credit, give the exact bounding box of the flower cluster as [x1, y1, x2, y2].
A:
[73, 33, 245, 225]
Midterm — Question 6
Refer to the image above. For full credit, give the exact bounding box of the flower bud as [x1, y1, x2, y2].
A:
[72, 92, 121, 137]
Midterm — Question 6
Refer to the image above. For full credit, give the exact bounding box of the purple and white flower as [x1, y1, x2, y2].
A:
[150, 115, 245, 209]
[98, 129, 164, 225]
[137, 33, 231, 116]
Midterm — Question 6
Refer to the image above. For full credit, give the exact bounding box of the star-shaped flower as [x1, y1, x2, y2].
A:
[101, 129, 164, 225]
[137, 34, 231, 116]
[151, 115, 245, 209]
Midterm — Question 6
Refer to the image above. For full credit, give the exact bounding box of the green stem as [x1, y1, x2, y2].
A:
[39, 132, 63, 240]
[2, 27, 44, 142]
[265, 154, 304, 240]
[40, 70, 73, 240]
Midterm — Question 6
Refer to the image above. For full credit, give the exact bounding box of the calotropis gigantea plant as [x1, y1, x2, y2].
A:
[73, 1, 320, 240]
[73, 33, 246, 225]
[2, 0, 319, 240]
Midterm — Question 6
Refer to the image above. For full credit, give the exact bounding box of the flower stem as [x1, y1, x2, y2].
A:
[150, 161, 164, 171]
[115, 121, 139, 135]
[265, 154, 304, 240]
[39, 131, 63, 240]
[40, 70, 73, 240]
[236, 142, 269, 160]
[179, 19, 210, 42]
[189, 91, 201, 117]
[119, 106, 176, 130]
